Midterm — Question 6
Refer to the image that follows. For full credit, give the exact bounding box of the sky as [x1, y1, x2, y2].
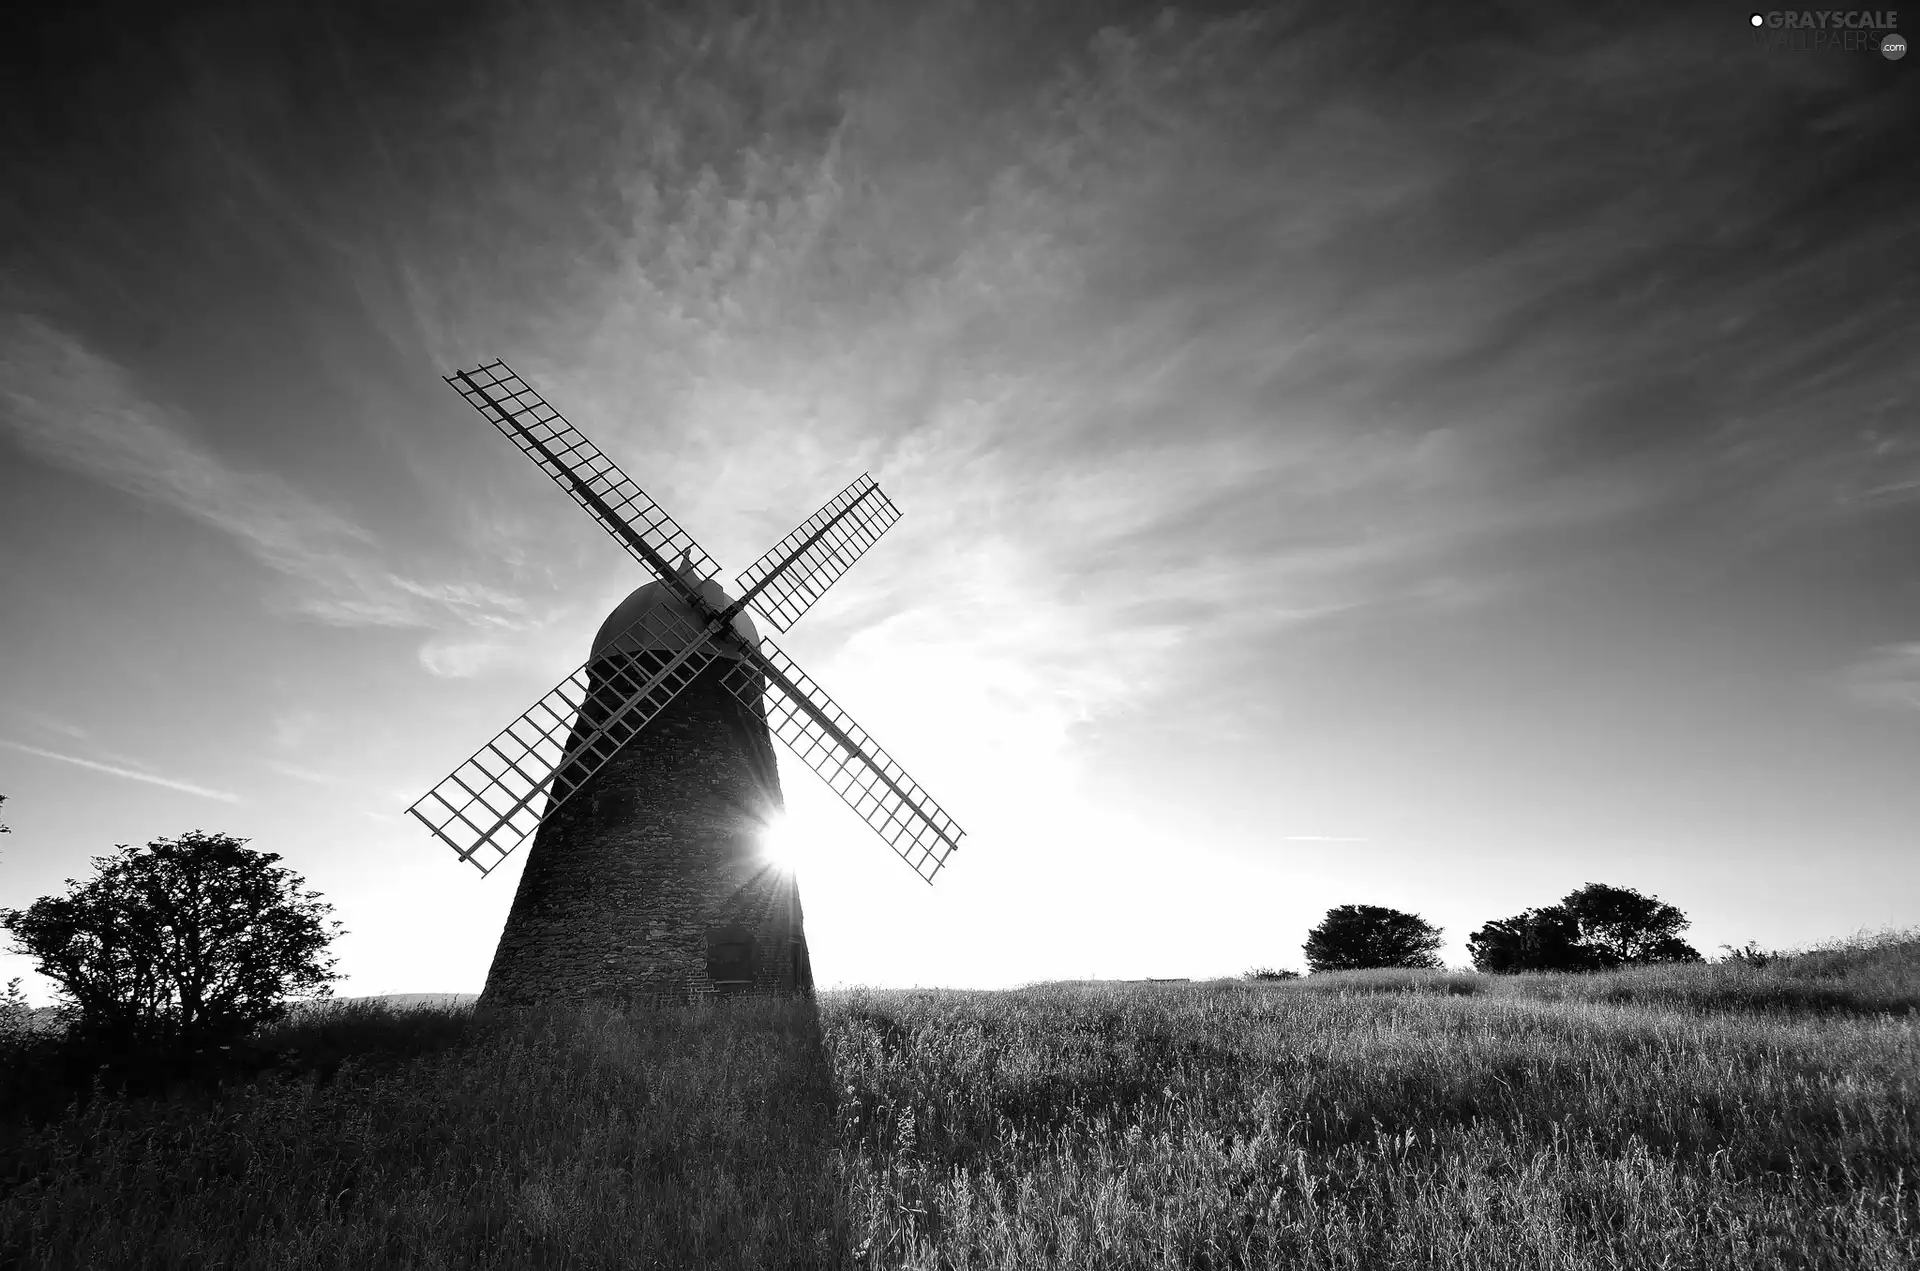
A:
[1, 0, 1916, 1003]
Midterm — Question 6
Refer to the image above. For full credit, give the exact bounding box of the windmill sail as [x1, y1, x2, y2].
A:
[731, 473, 901, 632]
[421, 360, 967, 914]
[446, 361, 721, 608]
[408, 604, 724, 874]
[723, 638, 963, 883]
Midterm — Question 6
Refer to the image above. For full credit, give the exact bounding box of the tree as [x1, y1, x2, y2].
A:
[0, 977, 30, 1044]
[0, 831, 343, 1051]
[1466, 905, 1605, 973]
[1468, 883, 1701, 973]
[1561, 882, 1700, 965]
[1303, 904, 1444, 972]
[1, 792, 10, 834]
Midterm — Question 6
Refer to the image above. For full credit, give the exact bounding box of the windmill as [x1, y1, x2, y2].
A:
[409, 361, 965, 1005]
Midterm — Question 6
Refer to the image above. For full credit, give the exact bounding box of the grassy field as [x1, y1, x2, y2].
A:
[1, 935, 1914, 1269]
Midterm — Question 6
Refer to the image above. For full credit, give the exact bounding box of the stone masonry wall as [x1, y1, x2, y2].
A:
[479, 655, 813, 1006]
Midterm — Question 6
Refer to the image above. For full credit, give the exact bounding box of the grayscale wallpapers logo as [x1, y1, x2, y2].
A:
[1748, 10, 1906, 55]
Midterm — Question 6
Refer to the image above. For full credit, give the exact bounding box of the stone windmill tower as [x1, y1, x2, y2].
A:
[409, 362, 965, 1005]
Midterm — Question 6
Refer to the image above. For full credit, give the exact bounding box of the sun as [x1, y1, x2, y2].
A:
[757, 812, 807, 872]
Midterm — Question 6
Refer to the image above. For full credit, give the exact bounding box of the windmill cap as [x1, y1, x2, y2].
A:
[591, 577, 760, 660]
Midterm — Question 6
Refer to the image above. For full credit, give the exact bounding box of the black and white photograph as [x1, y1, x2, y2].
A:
[0, 1, 1914, 1266]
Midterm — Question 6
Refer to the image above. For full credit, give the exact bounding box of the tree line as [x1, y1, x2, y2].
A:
[0, 792, 1707, 1069]
[1294, 883, 1702, 975]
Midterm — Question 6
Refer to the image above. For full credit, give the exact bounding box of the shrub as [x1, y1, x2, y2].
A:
[1719, 941, 1776, 968]
[1304, 904, 1445, 972]
[1467, 905, 1605, 973]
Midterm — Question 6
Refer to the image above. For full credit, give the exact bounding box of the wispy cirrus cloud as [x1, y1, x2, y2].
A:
[269, 710, 324, 752]
[0, 312, 533, 638]
[213, 0, 1910, 732]
[412, 595, 600, 681]
[263, 760, 340, 787]
[0, 738, 241, 803]
[3, 706, 89, 741]
[1837, 644, 1920, 712]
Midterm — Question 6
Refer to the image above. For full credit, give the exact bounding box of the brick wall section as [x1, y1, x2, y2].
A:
[478, 655, 813, 1007]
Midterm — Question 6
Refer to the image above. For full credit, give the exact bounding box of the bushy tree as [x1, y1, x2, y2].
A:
[1561, 882, 1700, 965]
[1303, 904, 1444, 972]
[1, 792, 10, 834]
[1466, 905, 1605, 973]
[0, 831, 343, 1051]
[1469, 883, 1700, 973]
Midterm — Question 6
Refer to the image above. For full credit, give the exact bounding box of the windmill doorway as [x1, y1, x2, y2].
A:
[705, 923, 757, 994]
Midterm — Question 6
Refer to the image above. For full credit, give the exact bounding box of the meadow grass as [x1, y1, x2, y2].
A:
[0, 998, 847, 1269]
[0, 936, 1914, 1269]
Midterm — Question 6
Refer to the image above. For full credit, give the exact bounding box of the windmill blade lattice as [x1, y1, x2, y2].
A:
[732, 474, 901, 632]
[724, 638, 963, 883]
[446, 361, 721, 600]
[409, 605, 724, 875]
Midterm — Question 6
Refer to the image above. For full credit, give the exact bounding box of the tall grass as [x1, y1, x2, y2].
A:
[0, 998, 847, 1269]
[0, 935, 1913, 1269]
[826, 981, 1917, 1268]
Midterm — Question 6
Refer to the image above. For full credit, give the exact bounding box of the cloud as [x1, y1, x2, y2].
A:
[269, 710, 323, 752]
[263, 761, 340, 787]
[0, 738, 242, 803]
[3, 707, 88, 741]
[413, 598, 595, 681]
[1837, 644, 1920, 712]
[333, 6, 1632, 716]
[102, 0, 1892, 724]
[0, 313, 540, 639]
[417, 638, 547, 680]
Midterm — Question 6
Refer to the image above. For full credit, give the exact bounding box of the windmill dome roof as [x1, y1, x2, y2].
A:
[592, 574, 760, 661]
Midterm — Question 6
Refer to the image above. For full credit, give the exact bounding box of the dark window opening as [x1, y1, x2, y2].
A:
[706, 924, 757, 993]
